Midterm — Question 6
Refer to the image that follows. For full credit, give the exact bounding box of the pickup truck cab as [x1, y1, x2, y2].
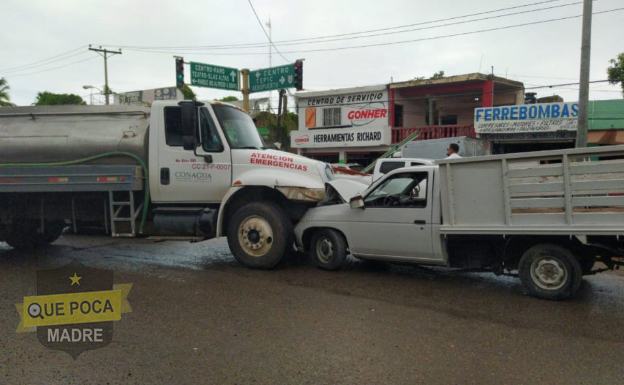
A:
[296, 145, 624, 300]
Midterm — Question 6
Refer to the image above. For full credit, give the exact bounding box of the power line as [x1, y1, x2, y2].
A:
[0, 46, 87, 73]
[292, 80, 612, 108]
[1, 51, 90, 75]
[96, 0, 570, 51]
[4, 56, 98, 79]
[174, 1, 592, 51]
[114, 8, 624, 57]
[246, 0, 290, 63]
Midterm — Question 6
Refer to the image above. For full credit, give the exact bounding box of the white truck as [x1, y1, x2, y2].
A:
[295, 145, 624, 300]
[0, 101, 333, 269]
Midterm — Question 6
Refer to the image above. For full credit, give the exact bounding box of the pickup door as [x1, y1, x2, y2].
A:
[347, 169, 435, 260]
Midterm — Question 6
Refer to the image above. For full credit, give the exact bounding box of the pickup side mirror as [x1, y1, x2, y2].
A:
[180, 101, 198, 151]
[349, 195, 365, 209]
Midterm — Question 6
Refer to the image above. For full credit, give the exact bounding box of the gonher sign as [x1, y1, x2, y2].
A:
[474, 102, 579, 134]
[190, 62, 239, 91]
[298, 89, 389, 129]
[290, 127, 391, 149]
[249, 64, 295, 93]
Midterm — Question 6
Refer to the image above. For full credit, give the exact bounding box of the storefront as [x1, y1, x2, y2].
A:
[291, 85, 391, 167]
[474, 102, 579, 154]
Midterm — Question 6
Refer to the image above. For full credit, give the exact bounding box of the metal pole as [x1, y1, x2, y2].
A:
[241, 69, 250, 113]
[104, 54, 109, 105]
[576, 0, 593, 148]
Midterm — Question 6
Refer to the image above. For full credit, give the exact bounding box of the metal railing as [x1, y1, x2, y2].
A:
[391, 125, 475, 144]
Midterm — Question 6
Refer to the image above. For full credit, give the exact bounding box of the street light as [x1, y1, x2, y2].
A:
[82, 85, 103, 105]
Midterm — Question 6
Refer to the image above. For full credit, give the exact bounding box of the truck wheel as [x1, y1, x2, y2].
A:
[227, 201, 293, 269]
[518, 244, 582, 300]
[5, 221, 66, 249]
[310, 229, 348, 271]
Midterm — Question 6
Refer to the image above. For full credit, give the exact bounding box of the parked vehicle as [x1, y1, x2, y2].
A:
[0, 101, 333, 269]
[371, 158, 433, 182]
[401, 136, 486, 159]
[331, 163, 364, 172]
[295, 145, 624, 300]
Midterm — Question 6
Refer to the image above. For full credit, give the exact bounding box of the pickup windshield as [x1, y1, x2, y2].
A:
[212, 104, 265, 150]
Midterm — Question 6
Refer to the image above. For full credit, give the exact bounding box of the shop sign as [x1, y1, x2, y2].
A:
[290, 127, 391, 149]
[475, 102, 579, 134]
[298, 89, 389, 129]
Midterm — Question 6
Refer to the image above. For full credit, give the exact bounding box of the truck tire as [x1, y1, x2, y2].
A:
[227, 201, 293, 269]
[518, 244, 582, 300]
[5, 221, 66, 249]
[310, 229, 348, 271]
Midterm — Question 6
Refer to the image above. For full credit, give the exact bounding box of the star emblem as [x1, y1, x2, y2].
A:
[69, 273, 82, 286]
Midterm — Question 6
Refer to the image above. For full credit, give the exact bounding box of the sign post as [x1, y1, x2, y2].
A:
[249, 64, 296, 94]
[190, 62, 239, 91]
[240, 69, 250, 113]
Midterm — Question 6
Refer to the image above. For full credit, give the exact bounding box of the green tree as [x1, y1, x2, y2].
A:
[255, 109, 298, 150]
[0, 77, 15, 106]
[181, 85, 196, 100]
[219, 96, 239, 102]
[607, 52, 624, 96]
[430, 71, 445, 80]
[34, 92, 87, 106]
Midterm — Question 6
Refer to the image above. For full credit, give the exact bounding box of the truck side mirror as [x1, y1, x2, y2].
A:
[349, 195, 365, 209]
[180, 102, 197, 151]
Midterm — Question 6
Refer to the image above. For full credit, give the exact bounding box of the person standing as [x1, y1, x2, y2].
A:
[446, 143, 462, 159]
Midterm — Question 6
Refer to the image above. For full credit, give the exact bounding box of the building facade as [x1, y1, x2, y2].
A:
[291, 73, 526, 166]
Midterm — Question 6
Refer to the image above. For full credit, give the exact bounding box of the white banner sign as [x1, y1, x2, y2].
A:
[298, 89, 389, 130]
[290, 127, 391, 149]
[474, 102, 579, 134]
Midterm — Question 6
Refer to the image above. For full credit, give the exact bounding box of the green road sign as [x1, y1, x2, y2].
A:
[190, 62, 239, 91]
[249, 64, 295, 93]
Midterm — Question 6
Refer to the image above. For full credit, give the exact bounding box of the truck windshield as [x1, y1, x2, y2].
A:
[212, 104, 265, 150]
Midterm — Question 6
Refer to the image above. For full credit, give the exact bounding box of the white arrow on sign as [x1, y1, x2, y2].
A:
[230, 71, 236, 81]
[279, 76, 285, 85]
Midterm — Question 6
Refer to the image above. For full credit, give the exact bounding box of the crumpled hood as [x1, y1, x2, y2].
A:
[327, 179, 368, 202]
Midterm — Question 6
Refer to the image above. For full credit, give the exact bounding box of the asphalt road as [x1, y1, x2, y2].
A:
[1, 234, 624, 385]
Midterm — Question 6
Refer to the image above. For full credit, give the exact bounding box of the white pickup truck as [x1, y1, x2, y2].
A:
[295, 145, 624, 300]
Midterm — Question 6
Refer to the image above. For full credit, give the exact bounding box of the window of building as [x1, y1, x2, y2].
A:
[323, 108, 341, 127]
[394, 104, 404, 127]
[307, 153, 339, 164]
[164, 107, 183, 147]
[441, 115, 458, 125]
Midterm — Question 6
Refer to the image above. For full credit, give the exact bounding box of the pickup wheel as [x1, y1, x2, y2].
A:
[227, 201, 293, 270]
[518, 244, 582, 301]
[310, 229, 348, 271]
[4, 220, 66, 249]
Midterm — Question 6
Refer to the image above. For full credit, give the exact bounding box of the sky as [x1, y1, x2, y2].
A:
[1, 0, 622, 107]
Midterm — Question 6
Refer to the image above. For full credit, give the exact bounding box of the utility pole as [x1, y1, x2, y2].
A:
[89, 46, 122, 105]
[266, 17, 272, 110]
[576, 0, 593, 148]
[241, 69, 250, 113]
